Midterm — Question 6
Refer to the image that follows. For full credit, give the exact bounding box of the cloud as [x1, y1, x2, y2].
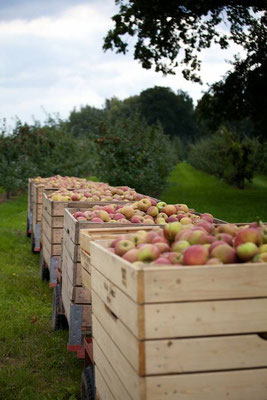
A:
[0, 1, 243, 125]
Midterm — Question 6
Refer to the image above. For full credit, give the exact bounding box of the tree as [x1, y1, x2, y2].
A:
[103, 1, 266, 82]
[95, 114, 177, 196]
[67, 105, 105, 138]
[139, 87, 199, 141]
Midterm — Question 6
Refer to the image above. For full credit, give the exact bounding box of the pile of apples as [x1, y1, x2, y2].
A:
[107, 221, 267, 265]
[33, 175, 91, 189]
[49, 186, 157, 203]
[73, 201, 213, 225]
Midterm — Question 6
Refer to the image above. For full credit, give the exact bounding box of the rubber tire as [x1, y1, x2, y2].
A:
[52, 285, 68, 331]
[81, 364, 95, 400]
[26, 217, 31, 238]
[40, 251, 50, 281]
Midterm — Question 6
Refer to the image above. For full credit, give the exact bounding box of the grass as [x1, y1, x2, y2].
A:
[0, 195, 82, 400]
[160, 163, 267, 222]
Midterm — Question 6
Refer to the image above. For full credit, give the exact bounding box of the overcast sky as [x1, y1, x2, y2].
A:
[0, 0, 244, 125]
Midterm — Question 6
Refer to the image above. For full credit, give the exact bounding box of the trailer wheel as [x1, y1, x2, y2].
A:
[52, 285, 68, 330]
[40, 251, 50, 281]
[81, 364, 95, 400]
[26, 217, 31, 238]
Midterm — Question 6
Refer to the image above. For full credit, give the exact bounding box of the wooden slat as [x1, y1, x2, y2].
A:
[62, 283, 92, 327]
[94, 342, 134, 400]
[95, 367, 116, 400]
[62, 263, 91, 304]
[42, 215, 63, 244]
[63, 228, 81, 262]
[62, 245, 82, 286]
[80, 250, 92, 275]
[81, 267, 91, 292]
[145, 368, 267, 400]
[144, 298, 267, 339]
[92, 268, 141, 338]
[145, 334, 267, 374]
[92, 290, 141, 373]
[90, 240, 267, 303]
[42, 231, 62, 256]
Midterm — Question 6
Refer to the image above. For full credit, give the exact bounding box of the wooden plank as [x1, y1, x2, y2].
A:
[92, 268, 141, 338]
[92, 290, 141, 373]
[90, 241, 140, 302]
[62, 283, 92, 327]
[63, 228, 80, 262]
[90, 240, 267, 303]
[42, 237, 51, 267]
[145, 334, 267, 374]
[81, 267, 91, 292]
[144, 298, 267, 339]
[80, 226, 160, 254]
[42, 216, 63, 244]
[62, 244, 82, 286]
[62, 264, 91, 304]
[94, 342, 134, 400]
[95, 367, 116, 400]
[93, 315, 143, 400]
[42, 231, 62, 256]
[80, 250, 92, 275]
[145, 368, 267, 400]
[42, 212, 64, 228]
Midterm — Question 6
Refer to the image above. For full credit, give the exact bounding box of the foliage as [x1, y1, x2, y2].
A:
[0, 120, 99, 197]
[95, 115, 177, 196]
[139, 87, 199, 141]
[67, 105, 105, 138]
[104, 1, 266, 81]
[196, 56, 267, 140]
[255, 141, 267, 175]
[188, 126, 260, 189]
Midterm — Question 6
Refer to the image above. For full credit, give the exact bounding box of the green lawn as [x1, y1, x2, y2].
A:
[0, 195, 82, 400]
[160, 163, 267, 222]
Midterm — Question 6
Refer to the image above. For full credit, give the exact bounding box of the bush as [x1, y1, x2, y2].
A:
[188, 126, 260, 189]
[95, 115, 177, 196]
[0, 120, 99, 197]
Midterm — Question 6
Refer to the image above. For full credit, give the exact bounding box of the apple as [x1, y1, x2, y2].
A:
[91, 217, 104, 223]
[180, 217, 192, 225]
[137, 244, 160, 262]
[216, 224, 238, 237]
[168, 252, 183, 264]
[234, 228, 262, 247]
[188, 230, 209, 245]
[183, 245, 209, 265]
[137, 198, 152, 211]
[161, 205, 177, 216]
[154, 242, 170, 253]
[166, 216, 178, 223]
[122, 249, 139, 263]
[147, 206, 159, 217]
[73, 211, 86, 219]
[175, 204, 189, 213]
[95, 210, 110, 222]
[171, 240, 190, 253]
[158, 212, 168, 220]
[200, 213, 214, 223]
[236, 242, 259, 262]
[119, 206, 135, 219]
[115, 240, 135, 256]
[154, 257, 171, 265]
[114, 213, 126, 221]
[164, 222, 183, 241]
[259, 244, 267, 253]
[211, 243, 238, 264]
[156, 201, 167, 210]
[206, 257, 223, 265]
[215, 233, 233, 246]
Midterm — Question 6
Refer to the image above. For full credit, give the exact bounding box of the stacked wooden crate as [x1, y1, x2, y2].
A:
[61, 209, 160, 353]
[89, 237, 267, 400]
[27, 178, 35, 237]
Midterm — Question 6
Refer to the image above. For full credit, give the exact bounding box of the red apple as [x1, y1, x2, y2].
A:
[234, 228, 262, 247]
[115, 240, 135, 256]
[137, 244, 160, 262]
[211, 243, 238, 264]
[122, 248, 139, 263]
[183, 245, 209, 265]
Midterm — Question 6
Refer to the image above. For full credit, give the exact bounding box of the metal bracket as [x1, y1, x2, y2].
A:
[69, 303, 83, 346]
[34, 223, 40, 250]
[50, 256, 59, 286]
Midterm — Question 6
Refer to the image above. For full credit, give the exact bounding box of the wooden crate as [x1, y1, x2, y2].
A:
[90, 238, 267, 400]
[61, 217, 160, 351]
